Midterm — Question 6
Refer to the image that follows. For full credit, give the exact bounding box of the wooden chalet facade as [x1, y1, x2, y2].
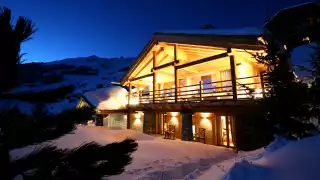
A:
[120, 28, 268, 149]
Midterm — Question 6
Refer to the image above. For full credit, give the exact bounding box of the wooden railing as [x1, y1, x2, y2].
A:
[128, 75, 268, 105]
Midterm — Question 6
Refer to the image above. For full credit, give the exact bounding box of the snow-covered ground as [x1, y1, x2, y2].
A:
[11, 126, 236, 180]
[198, 134, 320, 180]
[11, 125, 320, 180]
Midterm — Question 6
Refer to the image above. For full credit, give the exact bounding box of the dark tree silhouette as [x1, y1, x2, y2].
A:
[251, 34, 318, 140]
[0, 7, 138, 180]
[0, 7, 36, 92]
[0, 106, 138, 180]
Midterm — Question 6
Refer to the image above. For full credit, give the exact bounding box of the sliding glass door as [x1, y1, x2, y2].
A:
[218, 115, 235, 147]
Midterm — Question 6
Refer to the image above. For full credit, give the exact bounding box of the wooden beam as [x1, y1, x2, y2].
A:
[153, 61, 175, 71]
[153, 51, 156, 103]
[164, 43, 227, 51]
[174, 44, 178, 103]
[229, 55, 237, 101]
[132, 48, 162, 78]
[180, 49, 220, 56]
[99, 109, 128, 114]
[176, 52, 230, 70]
[130, 73, 153, 81]
[155, 53, 169, 67]
[128, 82, 132, 105]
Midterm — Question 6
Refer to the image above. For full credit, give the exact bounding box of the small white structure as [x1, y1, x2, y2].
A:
[77, 86, 129, 129]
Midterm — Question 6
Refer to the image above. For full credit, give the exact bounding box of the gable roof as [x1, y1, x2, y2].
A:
[120, 27, 264, 84]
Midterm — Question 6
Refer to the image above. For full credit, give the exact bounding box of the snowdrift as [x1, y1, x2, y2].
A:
[224, 135, 320, 180]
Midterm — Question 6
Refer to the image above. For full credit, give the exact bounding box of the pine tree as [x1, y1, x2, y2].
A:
[301, 42, 320, 125]
[252, 34, 318, 140]
[0, 7, 36, 92]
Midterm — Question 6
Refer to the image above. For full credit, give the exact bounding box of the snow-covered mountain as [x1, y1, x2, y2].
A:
[0, 56, 134, 114]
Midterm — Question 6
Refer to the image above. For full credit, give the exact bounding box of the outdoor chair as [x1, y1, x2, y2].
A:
[194, 127, 206, 144]
[164, 125, 176, 140]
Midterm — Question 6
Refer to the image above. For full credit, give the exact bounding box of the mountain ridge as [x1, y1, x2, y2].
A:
[1, 56, 135, 114]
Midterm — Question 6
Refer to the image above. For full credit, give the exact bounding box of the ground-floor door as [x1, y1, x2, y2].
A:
[156, 112, 168, 134]
[217, 115, 235, 147]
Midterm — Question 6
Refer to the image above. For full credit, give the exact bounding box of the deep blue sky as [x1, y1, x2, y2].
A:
[2, 0, 311, 63]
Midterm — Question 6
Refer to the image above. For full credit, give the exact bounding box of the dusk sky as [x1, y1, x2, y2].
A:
[2, 0, 312, 63]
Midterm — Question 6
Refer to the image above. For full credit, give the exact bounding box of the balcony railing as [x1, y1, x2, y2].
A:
[128, 75, 268, 105]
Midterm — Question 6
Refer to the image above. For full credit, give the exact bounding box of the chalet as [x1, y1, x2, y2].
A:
[118, 27, 268, 149]
[78, 2, 320, 150]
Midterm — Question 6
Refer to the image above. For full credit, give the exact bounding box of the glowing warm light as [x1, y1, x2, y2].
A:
[254, 88, 263, 99]
[255, 88, 262, 93]
[237, 62, 250, 79]
[171, 117, 178, 125]
[220, 116, 234, 147]
[128, 95, 139, 105]
[163, 46, 188, 60]
[133, 118, 142, 126]
[201, 112, 210, 118]
[171, 112, 178, 117]
[200, 117, 212, 131]
[192, 125, 195, 135]
[134, 113, 141, 119]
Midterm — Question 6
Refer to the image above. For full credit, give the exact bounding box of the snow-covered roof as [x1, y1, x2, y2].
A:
[155, 27, 262, 37]
[83, 86, 128, 110]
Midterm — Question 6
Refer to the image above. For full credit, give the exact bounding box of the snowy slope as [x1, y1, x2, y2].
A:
[0, 56, 134, 114]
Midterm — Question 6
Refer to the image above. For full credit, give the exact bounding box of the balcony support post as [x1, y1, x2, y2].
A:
[174, 44, 178, 103]
[153, 51, 156, 103]
[229, 55, 237, 100]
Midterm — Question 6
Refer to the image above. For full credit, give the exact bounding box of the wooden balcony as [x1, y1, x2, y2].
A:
[128, 75, 268, 106]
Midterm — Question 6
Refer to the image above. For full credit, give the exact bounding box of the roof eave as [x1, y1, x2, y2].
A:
[120, 36, 157, 85]
[154, 32, 261, 38]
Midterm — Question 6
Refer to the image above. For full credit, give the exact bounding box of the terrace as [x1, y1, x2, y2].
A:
[128, 74, 268, 105]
